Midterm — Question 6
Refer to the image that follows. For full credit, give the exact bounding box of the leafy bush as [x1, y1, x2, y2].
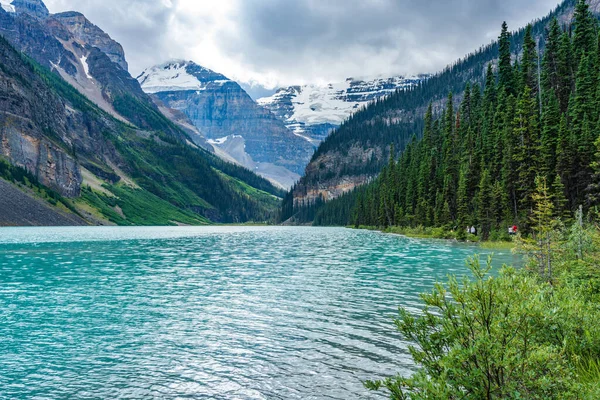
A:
[366, 256, 600, 399]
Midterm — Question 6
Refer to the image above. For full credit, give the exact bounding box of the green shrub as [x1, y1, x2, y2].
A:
[366, 256, 600, 399]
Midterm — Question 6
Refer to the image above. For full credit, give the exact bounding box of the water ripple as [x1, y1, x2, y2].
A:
[0, 226, 517, 399]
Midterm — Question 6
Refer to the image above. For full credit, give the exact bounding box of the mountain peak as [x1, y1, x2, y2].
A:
[10, 0, 49, 18]
[52, 10, 128, 71]
[137, 60, 231, 94]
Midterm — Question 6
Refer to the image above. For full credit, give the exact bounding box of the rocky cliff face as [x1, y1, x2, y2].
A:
[148, 94, 213, 151]
[0, 2, 186, 197]
[0, 7, 78, 76]
[138, 61, 315, 188]
[0, 5, 144, 196]
[51, 11, 128, 71]
[258, 76, 428, 145]
[1, 3, 189, 136]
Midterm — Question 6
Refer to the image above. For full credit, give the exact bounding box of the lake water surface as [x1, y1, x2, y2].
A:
[0, 226, 516, 399]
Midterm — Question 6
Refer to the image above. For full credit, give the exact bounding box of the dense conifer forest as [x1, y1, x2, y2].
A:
[309, 1, 600, 239]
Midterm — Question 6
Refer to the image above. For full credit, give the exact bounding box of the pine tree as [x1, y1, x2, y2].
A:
[529, 176, 558, 280]
[557, 30, 574, 113]
[586, 135, 600, 208]
[513, 86, 540, 218]
[571, 52, 596, 126]
[477, 168, 492, 240]
[541, 18, 562, 97]
[498, 22, 515, 96]
[555, 115, 572, 195]
[490, 180, 504, 231]
[573, 0, 597, 68]
[456, 164, 470, 239]
[552, 174, 570, 222]
[520, 25, 539, 100]
[539, 92, 560, 180]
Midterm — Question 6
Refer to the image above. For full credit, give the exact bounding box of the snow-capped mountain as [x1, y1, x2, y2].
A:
[258, 75, 429, 145]
[138, 61, 314, 189]
[138, 61, 231, 93]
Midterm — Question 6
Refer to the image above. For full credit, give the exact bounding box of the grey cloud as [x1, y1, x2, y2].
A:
[44, 0, 561, 86]
[218, 0, 561, 82]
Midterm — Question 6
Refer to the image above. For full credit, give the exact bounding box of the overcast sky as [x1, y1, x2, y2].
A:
[43, 0, 561, 90]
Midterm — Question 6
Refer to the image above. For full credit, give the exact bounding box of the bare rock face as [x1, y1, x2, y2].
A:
[0, 9, 78, 76]
[11, 0, 49, 19]
[1, 127, 82, 197]
[52, 11, 128, 71]
[156, 83, 313, 173]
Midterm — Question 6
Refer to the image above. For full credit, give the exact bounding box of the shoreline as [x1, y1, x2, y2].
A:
[350, 225, 516, 250]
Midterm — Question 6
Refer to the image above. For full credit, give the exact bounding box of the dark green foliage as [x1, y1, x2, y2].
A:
[366, 253, 600, 399]
[313, 188, 361, 226]
[573, 0, 598, 67]
[112, 93, 185, 138]
[499, 21, 515, 95]
[205, 153, 285, 198]
[108, 130, 279, 223]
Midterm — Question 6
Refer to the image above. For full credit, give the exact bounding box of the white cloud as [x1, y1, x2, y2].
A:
[43, 0, 562, 89]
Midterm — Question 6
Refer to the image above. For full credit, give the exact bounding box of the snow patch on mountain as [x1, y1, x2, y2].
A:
[137, 60, 231, 94]
[208, 135, 243, 146]
[0, 0, 15, 12]
[259, 82, 362, 127]
[79, 55, 92, 80]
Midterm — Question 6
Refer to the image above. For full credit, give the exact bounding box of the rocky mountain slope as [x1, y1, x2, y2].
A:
[0, 179, 88, 226]
[282, 0, 596, 223]
[258, 75, 428, 145]
[0, 0, 284, 225]
[138, 61, 315, 189]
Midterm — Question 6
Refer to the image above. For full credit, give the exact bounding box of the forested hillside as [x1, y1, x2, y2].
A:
[313, 1, 600, 238]
[281, 0, 591, 224]
[0, 1, 285, 226]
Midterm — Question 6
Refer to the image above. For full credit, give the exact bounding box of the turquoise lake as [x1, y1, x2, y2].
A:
[0, 226, 517, 399]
